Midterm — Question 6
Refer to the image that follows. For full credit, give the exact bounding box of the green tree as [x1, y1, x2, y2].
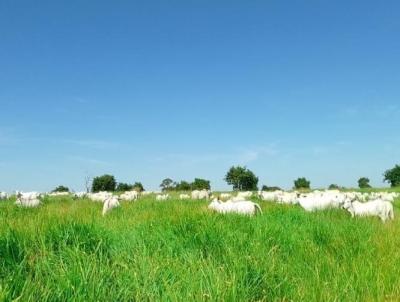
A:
[52, 185, 69, 193]
[261, 185, 282, 192]
[116, 183, 133, 192]
[383, 165, 400, 187]
[160, 178, 175, 191]
[191, 178, 211, 190]
[358, 177, 371, 189]
[328, 184, 340, 190]
[92, 174, 117, 192]
[294, 177, 311, 190]
[175, 181, 192, 191]
[132, 182, 145, 192]
[224, 166, 258, 191]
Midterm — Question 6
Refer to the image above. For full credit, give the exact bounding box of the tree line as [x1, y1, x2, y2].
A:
[51, 164, 400, 193]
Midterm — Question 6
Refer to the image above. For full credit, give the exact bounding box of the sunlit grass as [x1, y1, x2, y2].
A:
[0, 195, 399, 301]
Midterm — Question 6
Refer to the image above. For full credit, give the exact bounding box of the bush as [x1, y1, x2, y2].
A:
[225, 166, 259, 191]
[132, 182, 145, 192]
[191, 178, 211, 190]
[294, 177, 311, 190]
[383, 165, 400, 187]
[116, 183, 133, 192]
[261, 185, 282, 192]
[328, 184, 340, 190]
[92, 174, 116, 192]
[175, 181, 192, 191]
[160, 178, 176, 192]
[358, 177, 371, 189]
[52, 185, 69, 193]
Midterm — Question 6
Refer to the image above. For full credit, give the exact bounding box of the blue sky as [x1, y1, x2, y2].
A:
[1, 1, 399, 192]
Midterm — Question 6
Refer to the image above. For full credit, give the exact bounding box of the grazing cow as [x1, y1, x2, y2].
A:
[156, 194, 170, 201]
[102, 196, 120, 216]
[237, 191, 253, 199]
[0, 192, 8, 200]
[208, 199, 262, 216]
[191, 190, 210, 200]
[179, 193, 190, 200]
[119, 191, 139, 201]
[88, 192, 113, 203]
[74, 192, 87, 199]
[48, 192, 70, 197]
[219, 193, 232, 200]
[343, 199, 394, 222]
[297, 192, 345, 212]
[15, 193, 41, 208]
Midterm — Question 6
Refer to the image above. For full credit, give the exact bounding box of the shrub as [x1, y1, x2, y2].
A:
[52, 185, 70, 193]
[191, 178, 211, 190]
[294, 177, 311, 190]
[92, 174, 116, 192]
[225, 166, 259, 191]
[383, 165, 400, 187]
[358, 177, 371, 189]
[116, 183, 133, 192]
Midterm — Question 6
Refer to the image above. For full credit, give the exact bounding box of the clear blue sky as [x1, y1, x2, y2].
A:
[1, 1, 399, 192]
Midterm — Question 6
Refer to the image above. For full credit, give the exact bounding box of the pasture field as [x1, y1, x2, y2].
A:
[1, 194, 400, 301]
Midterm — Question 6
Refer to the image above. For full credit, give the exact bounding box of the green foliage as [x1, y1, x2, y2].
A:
[0, 196, 399, 301]
[115, 183, 133, 192]
[294, 177, 311, 189]
[328, 184, 340, 190]
[52, 185, 69, 193]
[384, 165, 400, 187]
[91, 174, 116, 192]
[175, 181, 192, 191]
[225, 166, 259, 191]
[358, 177, 371, 189]
[132, 182, 145, 192]
[191, 178, 211, 190]
[160, 178, 175, 192]
[261, 185, 282, 192]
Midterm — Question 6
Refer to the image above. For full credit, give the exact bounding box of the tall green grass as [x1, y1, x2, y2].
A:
[0, 195, 399, 301]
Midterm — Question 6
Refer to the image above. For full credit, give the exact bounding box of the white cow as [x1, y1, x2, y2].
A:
[119, 191, 139, 201]
[219, 193, 232, 200]
[15, 194, 41, 208]
[208, 199, 262, 216]
[179, 193, 190, 200]
[237, 191, 253, 199]
[48, 192, 70, 197]
[156, 194, 170, 201]
[102, 196, 120, 216]
[74, 192, 87, 199]
[0, 192, 8, 200]
[87, 192, 113, 203]
[343, 199, 394, 222]
[297, 192, 345, 212]
[191, 190, 210, 200]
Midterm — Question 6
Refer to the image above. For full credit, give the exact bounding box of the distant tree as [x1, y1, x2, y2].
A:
[328, 184, 340, 190]
[116, 183, 133, 192]
[358, 177, 371, 189]
[383, 165, 400, 187]
[92, 174, 116, 192]
[294, 177, 311, 190]
[261, 185, 282, 192]
[52, 185, 69, 193]
[132, 182, 145, 192]
[175, 180, 192, 191]
[191, 178, 211, 190]
[160, 178, 175, 192]
[225, 166, 258, 191]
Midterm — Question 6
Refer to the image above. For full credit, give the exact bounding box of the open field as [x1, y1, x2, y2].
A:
[1, 194, 400, 301]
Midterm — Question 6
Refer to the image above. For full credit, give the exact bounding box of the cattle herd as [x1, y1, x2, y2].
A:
[0, 189, 398, 222]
